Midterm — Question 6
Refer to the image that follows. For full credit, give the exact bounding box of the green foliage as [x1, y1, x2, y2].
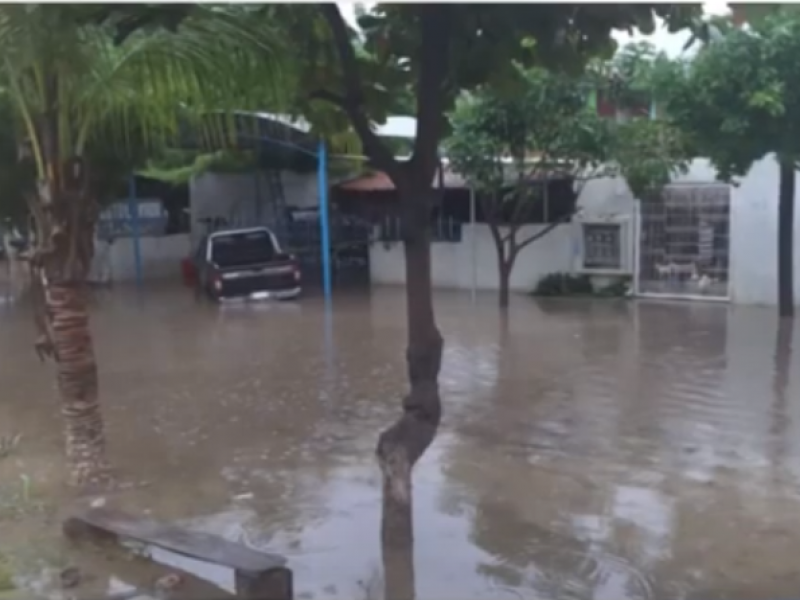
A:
[0, 561, 13, 592]
[590, 41, 684, 112]
[355, 4, 700, 105]
[0, 5, 292, 179]
[532, 272, 630, 297]
[138, 148, 257, 185]
[728, 3, 800, 26]
[0, 94, 35, 227]
[446, 68, 614, 209]
[446, 63, 691, 212]
[611, 118, 692, 198]
[255, 4, 701, 178]
[532, 273, 594, 296]
[662, 12, 800, 178]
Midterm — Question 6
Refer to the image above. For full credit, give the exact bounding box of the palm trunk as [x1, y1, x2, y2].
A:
[47, 280, 109, 485]
[32, 177, 110, 487]
[778, 159, 795, 318]
[378, 187, 442, 599]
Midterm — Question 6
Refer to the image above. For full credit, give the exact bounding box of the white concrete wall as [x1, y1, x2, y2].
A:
[370, 223, 575, 291]
[369, 156, 800, 306]
[90, 234, 191, 283]
[723, 156, 800, 306]
[369, 175, 637, 292]
[191, 159, 800, 306]
[189, 170, 318, 242]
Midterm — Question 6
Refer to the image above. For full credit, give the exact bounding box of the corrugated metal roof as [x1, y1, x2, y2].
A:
[336, 164, 572, 192]
[235, 112, 418, 140]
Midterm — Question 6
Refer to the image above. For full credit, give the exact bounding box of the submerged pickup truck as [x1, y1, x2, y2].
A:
[193, 226, 301, 301]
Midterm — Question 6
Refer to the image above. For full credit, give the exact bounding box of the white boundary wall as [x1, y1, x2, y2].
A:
[369, 156, 800, 307]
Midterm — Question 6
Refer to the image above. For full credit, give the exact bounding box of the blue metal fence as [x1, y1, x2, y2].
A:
[96, 199, 169, 240]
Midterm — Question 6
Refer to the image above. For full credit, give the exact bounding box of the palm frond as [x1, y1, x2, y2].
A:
[0, 4, 300, 181]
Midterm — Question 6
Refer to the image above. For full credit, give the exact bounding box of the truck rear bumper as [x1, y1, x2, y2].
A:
[219, 286, 302, 302]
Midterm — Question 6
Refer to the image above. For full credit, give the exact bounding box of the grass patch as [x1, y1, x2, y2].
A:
[0, 559, 14, 592]
[0, 434, 21, 460]
[0, 475, 45, 521]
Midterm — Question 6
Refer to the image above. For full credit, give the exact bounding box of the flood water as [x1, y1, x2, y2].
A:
[2, 276, 800, 600]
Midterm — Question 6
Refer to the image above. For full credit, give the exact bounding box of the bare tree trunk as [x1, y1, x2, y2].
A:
[378, 188, 443, 600]
[778, 159, 795, 318]
[488, 223, 514, 309]
[498, 249, 512, 309]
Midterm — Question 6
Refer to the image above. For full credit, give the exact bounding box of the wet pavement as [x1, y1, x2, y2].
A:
[2, 276, 800, 599]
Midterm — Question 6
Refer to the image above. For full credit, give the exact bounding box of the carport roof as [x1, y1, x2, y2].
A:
[193, 112, 419, 173]
[228, 111, 319, 172]
[336, 161, 574, 193]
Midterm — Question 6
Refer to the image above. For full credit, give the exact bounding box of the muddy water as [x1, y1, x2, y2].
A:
[2, 280, 800, 599]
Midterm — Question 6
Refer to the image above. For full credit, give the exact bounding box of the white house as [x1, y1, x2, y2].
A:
[368, 154, 800, 307]
[87, 106, 800, 308]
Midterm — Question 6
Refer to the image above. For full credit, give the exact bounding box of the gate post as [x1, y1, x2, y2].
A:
[632, 198, 642, 297]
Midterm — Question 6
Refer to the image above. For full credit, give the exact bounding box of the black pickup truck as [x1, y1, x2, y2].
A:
[194, 226, 301, 301]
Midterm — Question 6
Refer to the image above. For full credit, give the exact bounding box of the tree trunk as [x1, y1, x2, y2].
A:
[778, 160, 795, 318]
[488, 223, 514, 309]
[32, 173, 110, 487]
[498, 253, 512, 309]
[47, 280, 109, 485]
[377, 187, 443, 599]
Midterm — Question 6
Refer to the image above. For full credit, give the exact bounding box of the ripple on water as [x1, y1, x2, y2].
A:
[4, 289, 800, 599]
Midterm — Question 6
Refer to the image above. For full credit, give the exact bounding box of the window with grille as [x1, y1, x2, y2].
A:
[582, 223, 622, 270]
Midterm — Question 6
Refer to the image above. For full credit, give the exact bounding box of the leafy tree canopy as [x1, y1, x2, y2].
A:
[262, 3, 703, 182]
[447, 68, 614, 195]
[447, 63, 692, 202]
[445, 65, 692, 307]
[663, 11, 800, 179]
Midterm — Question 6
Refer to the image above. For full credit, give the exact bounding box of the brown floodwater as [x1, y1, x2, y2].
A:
[1, 274, 800, 600]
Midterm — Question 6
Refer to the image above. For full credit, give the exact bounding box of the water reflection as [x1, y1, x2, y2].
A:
[3, 285, 800, 598]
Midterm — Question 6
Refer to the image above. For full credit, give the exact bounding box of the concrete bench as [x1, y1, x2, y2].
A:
[63, 507, 292, 600]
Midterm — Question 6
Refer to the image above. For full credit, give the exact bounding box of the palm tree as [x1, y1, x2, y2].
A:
[0, 5, 290, 486]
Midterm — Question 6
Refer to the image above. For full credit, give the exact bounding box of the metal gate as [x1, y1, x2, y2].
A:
[634, 183, 731, 301]
[199, 169, 373, 287]
[283, 214, 372, 287]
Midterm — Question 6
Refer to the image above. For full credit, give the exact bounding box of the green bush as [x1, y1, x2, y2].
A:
[531, 272, 631, 298]
[595, 276, 631, 297]
[532, 272, 594, 296]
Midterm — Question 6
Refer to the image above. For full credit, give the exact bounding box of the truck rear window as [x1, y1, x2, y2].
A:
[210, 230, 276, 267]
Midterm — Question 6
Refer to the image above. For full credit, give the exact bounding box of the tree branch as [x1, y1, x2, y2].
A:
[501, 168, 542, 244]
[480, 191, 506, 255]
[318, 3, 397, 174]
[514, 208, 578, 255]
[510, 162, 595, 255]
